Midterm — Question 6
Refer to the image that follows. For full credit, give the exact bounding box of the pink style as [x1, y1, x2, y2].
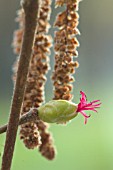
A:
[77, 91, 101, 124]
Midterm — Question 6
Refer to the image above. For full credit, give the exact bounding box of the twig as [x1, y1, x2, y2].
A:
[1, 0, 40, 170]
[0, 108, 39, 135]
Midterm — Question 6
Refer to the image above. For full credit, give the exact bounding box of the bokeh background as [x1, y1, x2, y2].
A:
[0, 0, 113, 170]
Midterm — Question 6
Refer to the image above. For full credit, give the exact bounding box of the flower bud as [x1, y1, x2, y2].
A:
[38, 100, 78, 123]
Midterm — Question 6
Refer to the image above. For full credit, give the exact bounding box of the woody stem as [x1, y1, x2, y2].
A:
[0, 109, 39, 135]
[1, 1, 40, 170]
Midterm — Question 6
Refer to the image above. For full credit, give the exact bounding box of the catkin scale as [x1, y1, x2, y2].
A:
[38, 100, 78, 123]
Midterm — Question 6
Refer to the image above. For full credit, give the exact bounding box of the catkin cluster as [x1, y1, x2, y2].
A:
[13, 0, 55, 160]
[36, 121, 55, 160]
[52, 0, 80, 100]
[12, 9, 24, 81]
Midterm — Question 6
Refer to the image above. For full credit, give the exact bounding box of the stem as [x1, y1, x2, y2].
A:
[0, 109, 39, 135]
[1, 1, 40, 170]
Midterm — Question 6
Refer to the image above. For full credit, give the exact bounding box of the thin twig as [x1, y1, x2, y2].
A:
[0, 108, 39, 135]
[1, 0, 40, 170]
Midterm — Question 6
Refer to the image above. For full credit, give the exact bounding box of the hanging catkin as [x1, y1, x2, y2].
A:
[12, 0, 55, 160]
[52, 0, 80, 100]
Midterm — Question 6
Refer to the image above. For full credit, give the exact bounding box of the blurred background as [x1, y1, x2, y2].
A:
[0, 0, 113, 170]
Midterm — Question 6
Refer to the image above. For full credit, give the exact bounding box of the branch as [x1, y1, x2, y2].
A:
[1, 1, 40, 170]
[0, 109, 39, 135]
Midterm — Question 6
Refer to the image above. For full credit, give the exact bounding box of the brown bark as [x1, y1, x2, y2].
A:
[0, 109, 39, 135]
[1, 0, 40, 169]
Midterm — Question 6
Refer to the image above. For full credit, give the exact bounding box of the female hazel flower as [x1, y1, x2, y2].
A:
[38, 91, 101, 124]
[77, 91, 101, 124]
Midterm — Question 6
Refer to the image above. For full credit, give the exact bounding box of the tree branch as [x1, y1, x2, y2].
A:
[0, 109, 39, 135]
[1, 0, 40, 170]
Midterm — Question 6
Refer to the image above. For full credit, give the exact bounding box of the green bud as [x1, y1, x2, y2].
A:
[38, 100, 78, 123]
